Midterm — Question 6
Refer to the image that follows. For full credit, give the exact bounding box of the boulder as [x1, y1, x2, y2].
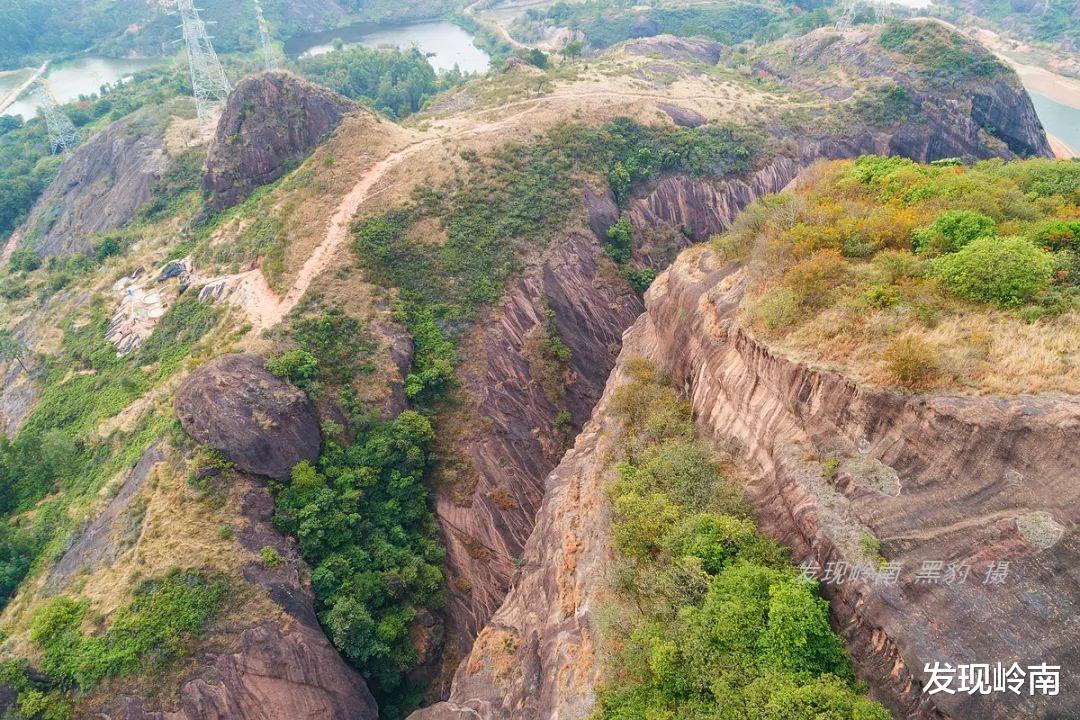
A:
[174, 353, 320, 479]
[203, 71, 353, 212]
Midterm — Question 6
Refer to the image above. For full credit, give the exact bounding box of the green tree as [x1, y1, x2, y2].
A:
[605, 218, 633, 264]
[931, 235, 1054, 307]
[912, 209, 996, 256]
[0, 328, 30, 374]
[265, 348, 319, 390]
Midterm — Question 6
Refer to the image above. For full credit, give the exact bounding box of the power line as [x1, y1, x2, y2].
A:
[175, 0, 231, 121]
[836, 0, 892, 30]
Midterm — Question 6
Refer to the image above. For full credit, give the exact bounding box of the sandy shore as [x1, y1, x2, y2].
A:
[1005, 60, 1080, 110]
[1048, 134, 1076, 160]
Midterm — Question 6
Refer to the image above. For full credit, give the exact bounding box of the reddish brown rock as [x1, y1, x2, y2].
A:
[174, 353, 320, 479]
[418, 246, 1078, 720]
[631, 249, 1079, 720]
[203, 71, 353, 212]
[103, 480, 378, 720]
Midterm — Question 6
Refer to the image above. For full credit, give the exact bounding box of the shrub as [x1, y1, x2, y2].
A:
[931, 236, 1054, 307]
[883, 334, 938, 389]
[753, 287, 799, 331]
[605, 218, 633, 264]
[1031, 219, 1080, 252]
[265, 348, 319, 390]
[871, 249, 923, 284]
[784, 250, 847, 308]
[595, 360, 885, 719]
[912, 210, 996, 256]
[30, 570, 226, 692]
[259, 546, 282, 567]
[524, 48, 549, 68]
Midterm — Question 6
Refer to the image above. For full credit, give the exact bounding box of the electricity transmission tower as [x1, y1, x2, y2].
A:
[253, 0, 278, 71]
[176, 0, 231, 120]
[836, 0, 891, 29]
[36, 81, 79, 154]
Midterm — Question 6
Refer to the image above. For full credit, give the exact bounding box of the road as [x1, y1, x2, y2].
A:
[0, 62, 48, 115]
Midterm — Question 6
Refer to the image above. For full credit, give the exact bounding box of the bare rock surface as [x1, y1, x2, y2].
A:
[203, 71, 353, 212]
[104, 480, 378, 720]
[174, 353, 320, 479]
[19, 103, 173, 258]
[629, 249, 1079, 720]
[423, 43, 1056, 678]
[419, 245, 1078, 720]
[622, 35, 723, 64]
[434, 228, 640, 672]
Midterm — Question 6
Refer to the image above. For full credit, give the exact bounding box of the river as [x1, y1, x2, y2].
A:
[284, 20, 490, 74]
[1028, 91, 1080, 157]
[1, 56, 160, 120]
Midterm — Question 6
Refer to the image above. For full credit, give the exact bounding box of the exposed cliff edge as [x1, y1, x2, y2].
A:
[16, 102, 177, 259]
[432, 224, 641, 682]
[202, 71, 354, 213]
[425, 25, 1055, 684]
[420, 246, 1078, 719]
[93, 455, 380, 720]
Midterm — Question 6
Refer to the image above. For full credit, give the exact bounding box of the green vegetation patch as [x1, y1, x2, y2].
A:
[517, 0, 827, 50]
[296, 46, 467, 119]
[28, 569, 226, 691]
[593, 358, 887, 719]
[354, 118, 758, 403]
[879, 20, 1006, 82]
[272, 411, 443, 718]
[722, 156, 1078, 391]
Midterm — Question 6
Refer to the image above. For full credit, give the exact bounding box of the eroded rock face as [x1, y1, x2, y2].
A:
[203, 71, 353, 212]
[622, 35, 722, 64]
[421, 247, 1079, 720]
[19, 104, 171, 258]
[629, 250, 1079, 720]
[414, 364, 621, 720]
[103, 480, 378, 720]
[756, 23, 1052, 161]
[174, 353, 320, 479]
[423, 79, 1055, 686]
[434, 228, 641, 676]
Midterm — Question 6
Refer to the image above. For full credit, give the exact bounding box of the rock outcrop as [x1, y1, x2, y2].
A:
[202, 71, 353, 212]
[420, 245, 1079, 720]
[622, 35, 722, 64]
[18, 103, 173, 258]
[433, 227, 641, 673]
[756, 22, 1052, 161]
[101, 470, 378, 720]
[413, 360, 622, 720]
[630, 249, 1079, 720]
[422, 34, 1056, 681]
[174, 353, 320, 479]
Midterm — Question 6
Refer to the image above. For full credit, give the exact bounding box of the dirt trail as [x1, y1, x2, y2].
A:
[235, 145, 421, 331]
[235, 100, 548, 332]
[223, 69, 778, 332]
[465, 0, 528, 50]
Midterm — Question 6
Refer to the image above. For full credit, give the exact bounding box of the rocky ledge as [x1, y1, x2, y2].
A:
[423, 245, 1078, 719]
